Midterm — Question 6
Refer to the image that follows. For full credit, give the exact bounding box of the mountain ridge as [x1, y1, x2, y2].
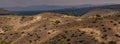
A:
[3, 4, 95, 11]
[11, 4, 120, 16]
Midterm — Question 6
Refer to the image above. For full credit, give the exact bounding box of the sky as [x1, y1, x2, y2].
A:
[0, 0, 120, 7]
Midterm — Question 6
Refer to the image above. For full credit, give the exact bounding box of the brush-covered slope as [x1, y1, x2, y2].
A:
[0, 12, 120, 44]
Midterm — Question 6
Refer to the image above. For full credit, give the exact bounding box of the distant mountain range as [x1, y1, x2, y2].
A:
[4, 4, 95, 11]
[8, 4, 120, 16]
[47, 4, 120, 16]
[1, 4, 120, 16]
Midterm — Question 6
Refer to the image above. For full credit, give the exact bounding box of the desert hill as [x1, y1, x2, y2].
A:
[0, 11, 119, 44]
[0, 8, 16, 15]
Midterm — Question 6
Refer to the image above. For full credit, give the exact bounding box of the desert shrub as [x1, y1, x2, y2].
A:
[77, 16, 81, 18]
[20, 16, 34, 23]
[0, 41, 10, 44]
[59, 41, 65, 44]
[115, 13, 120, 17]
[21, 16, 34, 21]
[95, 17, 103, 20]
[115, 34, 120, 38]
[100, 42, 105, 44]
[21, 16, 25, 20]
[54, 20, 61, 24]
[116, 14, 120, 17]
[96, 14, 101, 17]
[67, 12, 73, 16]
[108, 41, 116, 44]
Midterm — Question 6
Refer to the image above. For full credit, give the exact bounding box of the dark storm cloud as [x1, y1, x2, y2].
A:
[0, 0, 120, 7]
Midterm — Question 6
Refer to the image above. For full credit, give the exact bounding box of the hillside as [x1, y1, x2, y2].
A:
[0, 8, 16, 15]
[0, 11, 120, 44]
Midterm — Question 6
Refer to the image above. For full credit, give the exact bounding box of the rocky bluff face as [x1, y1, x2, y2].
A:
[0, 8, 120, 44]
